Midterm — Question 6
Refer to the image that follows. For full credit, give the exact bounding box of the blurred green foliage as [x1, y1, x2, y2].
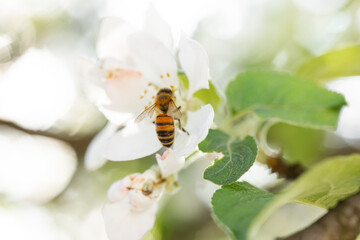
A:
[297, 45, 360, 81]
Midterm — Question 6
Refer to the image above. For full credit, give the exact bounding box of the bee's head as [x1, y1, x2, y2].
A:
[157, 88, 174, 96]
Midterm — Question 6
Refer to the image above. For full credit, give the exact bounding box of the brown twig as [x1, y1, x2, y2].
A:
[280, 193, 360, 240]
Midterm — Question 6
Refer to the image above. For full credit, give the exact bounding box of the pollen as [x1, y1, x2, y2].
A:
[166, 73, 170, 77]
[140, 96, 144, 99]
[145, 105, 148, 110]
[108, 72, 113, 78]
[160, 75, 164, 79]
[152, 96, 155, 99]
[144, 90, 147, 94]
[148, 83, 152, 86]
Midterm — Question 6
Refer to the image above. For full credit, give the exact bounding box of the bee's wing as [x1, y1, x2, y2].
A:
[135, 104, 156, 123]
[167, 100, 182, 119]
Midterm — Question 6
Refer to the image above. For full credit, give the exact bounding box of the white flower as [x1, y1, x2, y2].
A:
[103, 171, 161, 240]
[102, 150, 183, 240]
[0, 48, 77, 131]
[85, 6, 214, 169]
[0, 125, 77, 203]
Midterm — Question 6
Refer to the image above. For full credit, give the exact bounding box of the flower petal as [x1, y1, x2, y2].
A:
[98, 106, 132, 125]
[156, 148, 185, 178]
[0, 48, 76, 131]
[143, 5, 173, 51]
[128, 189, 158, 212]
[127, 31, 178, 88]
[102, 63, 157, 117]
[178, 33, 210, 98]
[102, 201, 157, 240]
[0, 125, 77, 203]
[173, 104, 214, 157]
[97, 17, 135, 61]
[103, 121, 162, 161]
[84, 123, 119, 170]
[107, 175, 135, 202]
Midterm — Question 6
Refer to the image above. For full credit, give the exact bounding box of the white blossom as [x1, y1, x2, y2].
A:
[102, 151, 182, 240]
[85, 6, 214, 169]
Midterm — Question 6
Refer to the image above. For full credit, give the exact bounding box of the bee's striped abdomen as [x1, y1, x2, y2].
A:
[156, 114, 175, 147]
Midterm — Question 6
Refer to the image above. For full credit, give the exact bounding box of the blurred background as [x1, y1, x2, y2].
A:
[1, 0, 360, 239]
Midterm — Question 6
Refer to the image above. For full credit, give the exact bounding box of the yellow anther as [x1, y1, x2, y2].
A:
[166, 73, 170, 77]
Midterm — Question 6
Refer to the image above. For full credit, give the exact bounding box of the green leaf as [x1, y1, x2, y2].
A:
[250, 154, 360, 239]
[193, 81, 221, 110]
[226, 71, 346, 129]
[211, 155, 360, 240]
[199, 129, 257, 185]
[212, 182, 274, 240]
[297, 45, 360, 81]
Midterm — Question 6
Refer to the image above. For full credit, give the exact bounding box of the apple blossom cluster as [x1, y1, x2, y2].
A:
[85, 6, 215, 240]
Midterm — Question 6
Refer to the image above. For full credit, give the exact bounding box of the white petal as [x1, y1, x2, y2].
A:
[107, 175, 135, 202]
[327, 77, 360, 139]
[128, 189, 158, 212]
[127, 169, 164, 211]
[239, 162, 280, 189]
[178, 33, 210, 98]
[0, 126, 77, 203]
[156, 148, 185, 178]
[98, 106, 132, 126]
[77, 206, 108, 240]
[128, 31, 179, 88]
[84, 123, 119, 171]
[97, 17, 135, 61]
[0, 203, 68, 240]
[102, 60, 157, 117]
[143, 5, 173, 51]
[102, 201, 157, 240]
[191, 154, 222, 207]
[131, 169, 158, 189]
[0, 48, 76, 131]
[173, 104, 214, 157]
[104, 121, 162, 161]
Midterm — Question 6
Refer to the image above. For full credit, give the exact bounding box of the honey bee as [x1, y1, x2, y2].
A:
[135, 88, 189, 147]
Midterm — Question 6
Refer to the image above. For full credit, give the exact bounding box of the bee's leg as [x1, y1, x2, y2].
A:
[175, 118, 189, 135]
